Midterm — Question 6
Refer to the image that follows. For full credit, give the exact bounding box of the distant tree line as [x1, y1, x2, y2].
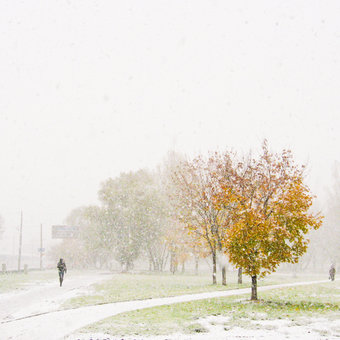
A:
[50, 141, 323, 300]
[51, 161, 201, 274]
[300, 161, 340, 272]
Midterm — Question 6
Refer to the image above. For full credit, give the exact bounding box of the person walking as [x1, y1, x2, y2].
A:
[329, 263, 336, 281]
[57, 258, 67, 287]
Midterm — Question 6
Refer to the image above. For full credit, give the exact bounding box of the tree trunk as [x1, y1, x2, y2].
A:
[222, 265, 226, 285]
[181, 261, 185, 273]
[170, 252, 174, 274]
[251, 275, 257, 300]
[170, 251, 177, 274]
[212, 251, 217, 284]
[163, 249, 170, 272]
[195, 257, 199, 275]
[238, 268, 242, 284]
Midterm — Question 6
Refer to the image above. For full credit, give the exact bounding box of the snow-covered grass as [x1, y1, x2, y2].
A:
[71, 316, 340, 340]
[0, 270, 56, 293]
[73, 279, 340, 339]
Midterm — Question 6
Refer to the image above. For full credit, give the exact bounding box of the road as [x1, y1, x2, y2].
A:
[0, 277, 332, 340]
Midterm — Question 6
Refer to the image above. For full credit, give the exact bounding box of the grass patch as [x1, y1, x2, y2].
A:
[77, 279, 340, 338]
[63, 272, 250, 308]
[64, 271, 326, 309]
[82, 297, 230, 336]
[260, 281, 340, 311]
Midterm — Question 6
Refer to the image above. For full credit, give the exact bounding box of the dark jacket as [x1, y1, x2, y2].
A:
[57, 260, 67, 273]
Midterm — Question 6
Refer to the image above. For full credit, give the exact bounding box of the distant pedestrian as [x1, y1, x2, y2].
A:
[57, 258, 67, 287]
[329, 263, 336, 281]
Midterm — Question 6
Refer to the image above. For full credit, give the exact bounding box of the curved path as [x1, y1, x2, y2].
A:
[0, 279, 332, 340]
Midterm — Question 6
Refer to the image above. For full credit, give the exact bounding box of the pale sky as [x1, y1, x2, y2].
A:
[0, 1, 339, 255]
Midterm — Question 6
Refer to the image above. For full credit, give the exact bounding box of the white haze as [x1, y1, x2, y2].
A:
[0, 0, 339, 256]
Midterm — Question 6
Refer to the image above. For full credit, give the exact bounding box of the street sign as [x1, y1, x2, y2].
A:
[52, 225, 80, 239]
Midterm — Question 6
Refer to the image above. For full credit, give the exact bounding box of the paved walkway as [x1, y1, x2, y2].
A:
[0, 279, 332, 340]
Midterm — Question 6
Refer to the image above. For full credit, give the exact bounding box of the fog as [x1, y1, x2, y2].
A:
[0, 0, 340, 263]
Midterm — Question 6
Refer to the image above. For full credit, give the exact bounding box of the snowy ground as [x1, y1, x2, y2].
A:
[0, 278, 335, 340]
[70, 315, 340, 340]
[0, 270, 112, 321]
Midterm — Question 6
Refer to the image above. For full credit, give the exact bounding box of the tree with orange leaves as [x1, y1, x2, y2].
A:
[216, 141, 323, 300]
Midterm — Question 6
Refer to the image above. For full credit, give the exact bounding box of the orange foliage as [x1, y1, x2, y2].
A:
[215, 141, 323, 278]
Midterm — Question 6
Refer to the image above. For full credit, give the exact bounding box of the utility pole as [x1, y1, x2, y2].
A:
[40, 224, 43, 270]
[18, 210, 23, 271]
